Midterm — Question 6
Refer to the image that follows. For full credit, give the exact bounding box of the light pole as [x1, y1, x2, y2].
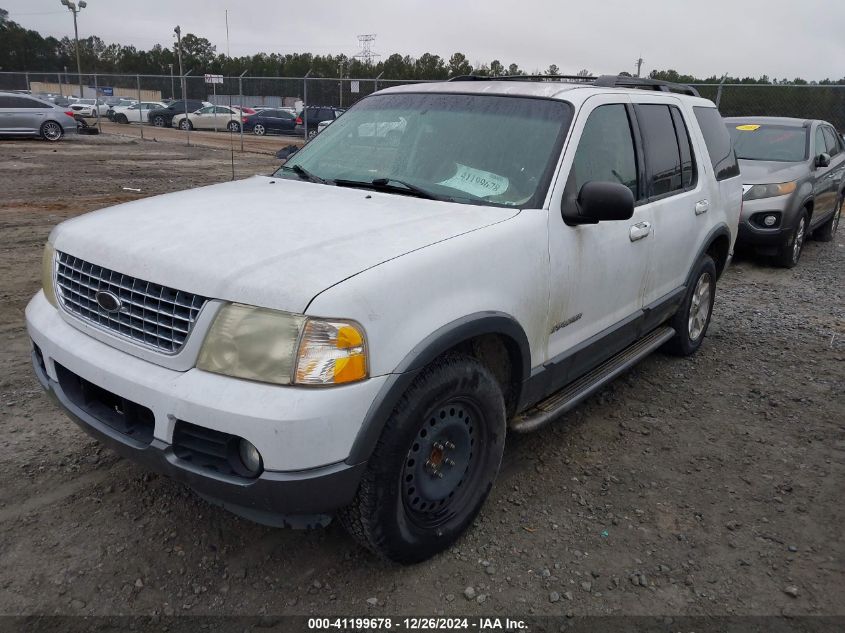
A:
[59, 0, 87, 99]
[169, 63, 174, 99]
[174, 26, 189, 144]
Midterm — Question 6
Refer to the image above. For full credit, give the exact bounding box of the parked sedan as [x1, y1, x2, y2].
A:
[110, 101, 168, 124]
[172, 105, 243, 132]
[0, 91, 78, 141]
[726, 116, 844, 267]
[242, 109, 297, 135]
[146, 99, 209, 127]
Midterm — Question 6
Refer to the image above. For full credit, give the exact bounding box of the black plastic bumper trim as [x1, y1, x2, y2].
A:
[31, 351, 364, 525]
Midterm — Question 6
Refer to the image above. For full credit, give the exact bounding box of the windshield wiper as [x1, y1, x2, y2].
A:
[334, 177, 445, 201]
[283, 164, 331, 185]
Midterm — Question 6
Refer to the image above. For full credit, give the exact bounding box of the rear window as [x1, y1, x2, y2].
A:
[636, 104, 694, 197]
[0, 95, 51, 108]
[728, 123, 808, 163]
[693, 107, 740, 180]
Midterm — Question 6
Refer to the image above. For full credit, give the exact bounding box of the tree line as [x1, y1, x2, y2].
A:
[2, 8, 844, 85]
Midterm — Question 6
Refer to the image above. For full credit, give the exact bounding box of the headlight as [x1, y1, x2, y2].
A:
[295, 318, 368, 385]
[196, 303, 367, 386]
[42, 242, 58, 308]
[743, 181, 796, 201]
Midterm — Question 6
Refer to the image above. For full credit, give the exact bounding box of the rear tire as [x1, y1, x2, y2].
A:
[776, 210, 808, 268]
[227, 121, 240, 132]
[338, 353, 506, 564]
[40, 121, 64, 142]
[116, 114, 129, 124]
[253, 124, 266, 136]
[663, 255, 717, 357]
[815, 196, 841, 242]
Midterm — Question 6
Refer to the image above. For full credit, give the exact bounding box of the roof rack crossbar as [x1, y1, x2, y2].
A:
[448, 74, 700, 97]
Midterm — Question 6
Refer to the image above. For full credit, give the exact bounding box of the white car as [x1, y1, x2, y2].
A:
[111, 101, 167, 124]
[316, 119, 333, 134]
[172, 105, 243, 132]
[69, 98, 109, 118]
[27, 76, 742, 563]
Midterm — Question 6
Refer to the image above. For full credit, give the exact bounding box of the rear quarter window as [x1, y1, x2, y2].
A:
[694, 107, 740, 181]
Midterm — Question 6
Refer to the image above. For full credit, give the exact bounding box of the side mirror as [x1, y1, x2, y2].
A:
[816, 152, 831, 168]
[276, 145, 299, 160]
[563, 181, 635, 224]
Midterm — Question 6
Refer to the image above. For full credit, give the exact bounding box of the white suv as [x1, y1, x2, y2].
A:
[27, 76, 742, 563]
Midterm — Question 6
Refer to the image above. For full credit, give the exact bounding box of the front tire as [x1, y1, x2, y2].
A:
[40, 121, 64, 142]
[178, 119, 193, 131]
[152, 115, 166, 127]
[815, 196, 841, 242]
[664, 255, 717, 356]
[116, 114, 129, 124]
[253, 124, 266, 136]
[339, 353, 506, 564]
[777, 210, 808, 268]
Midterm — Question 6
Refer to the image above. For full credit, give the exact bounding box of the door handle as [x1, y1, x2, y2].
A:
[695, 199, 710, 215]
[629, 221, 652, 242]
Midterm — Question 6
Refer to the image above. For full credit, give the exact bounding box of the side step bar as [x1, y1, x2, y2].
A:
[510, 326, 675, 433]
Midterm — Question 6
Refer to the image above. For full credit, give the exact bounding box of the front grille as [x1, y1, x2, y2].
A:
[55, 251, 207, 354]
[55, 362, 155, 445]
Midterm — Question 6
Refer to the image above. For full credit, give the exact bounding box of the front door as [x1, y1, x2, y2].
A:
[546, 95, 654, 382]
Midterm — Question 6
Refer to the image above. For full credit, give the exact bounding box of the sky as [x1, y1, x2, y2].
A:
[5, 0, 844, 80]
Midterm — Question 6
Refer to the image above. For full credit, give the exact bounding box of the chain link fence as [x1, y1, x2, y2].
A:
[1, 72, 843, 149]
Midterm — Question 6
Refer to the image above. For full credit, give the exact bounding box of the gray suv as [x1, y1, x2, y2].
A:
[0, 91, 78, 142]
[726, 117, 844, 267]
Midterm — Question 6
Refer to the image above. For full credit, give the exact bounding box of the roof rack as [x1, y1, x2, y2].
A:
[448, 74, 700, 97]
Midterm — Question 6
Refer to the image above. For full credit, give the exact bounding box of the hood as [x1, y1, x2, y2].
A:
[737, 159, 809, 184]
[53, 176, 519, 312]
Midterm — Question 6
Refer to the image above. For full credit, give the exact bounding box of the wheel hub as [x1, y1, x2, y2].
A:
[402, 402, 476, 517]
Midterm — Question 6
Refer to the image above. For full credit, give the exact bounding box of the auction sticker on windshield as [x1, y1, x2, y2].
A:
[439, 163, 509, 198]
[735, 124, 761, 131]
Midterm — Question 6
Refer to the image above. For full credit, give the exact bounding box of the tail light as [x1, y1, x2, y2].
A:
[296, 116, 303, 125]
[64, 111, 74, 117]
[242, 116, 248, 123]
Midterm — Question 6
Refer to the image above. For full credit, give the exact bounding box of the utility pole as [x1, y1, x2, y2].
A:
[60, 0, 87, 98]
[174, 25, 189, 145]
[635, 56, 644, 78]
[169, 63, 174, 99]
[339, 59, 345, 109]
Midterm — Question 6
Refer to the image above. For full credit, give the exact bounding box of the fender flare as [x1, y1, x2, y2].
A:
[688, 222, 732, 284]
[345, 311, 531, 465]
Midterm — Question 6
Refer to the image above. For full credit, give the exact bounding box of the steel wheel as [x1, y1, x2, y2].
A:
[40, 121, 63, 141]
[792, 216, 806, 264]
[687, 272, 712, 341]
[253, 124, 265, 136]
[401, 400, 481, 528]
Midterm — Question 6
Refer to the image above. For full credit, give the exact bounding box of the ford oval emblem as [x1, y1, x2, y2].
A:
[95, 290, 122, 313]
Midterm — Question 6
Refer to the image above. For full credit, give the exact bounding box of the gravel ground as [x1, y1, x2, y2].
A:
[0, 136, 843, 621]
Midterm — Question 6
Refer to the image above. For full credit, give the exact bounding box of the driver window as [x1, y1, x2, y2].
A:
[815, 128, 826, 157]
[198, 106, 215, 114]
[564, 104, 638, 213]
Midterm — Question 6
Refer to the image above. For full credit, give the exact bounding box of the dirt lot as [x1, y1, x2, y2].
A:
[0, 136, 843, 623]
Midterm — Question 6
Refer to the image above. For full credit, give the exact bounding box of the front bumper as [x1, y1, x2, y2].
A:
[736, 195, 793, 248]
[25, 292, 387, 525]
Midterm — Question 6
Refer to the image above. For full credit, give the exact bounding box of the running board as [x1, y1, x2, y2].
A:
[510, 326, 675, 433]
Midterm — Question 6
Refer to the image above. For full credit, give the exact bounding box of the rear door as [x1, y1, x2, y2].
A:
[633, 97, 713, 305]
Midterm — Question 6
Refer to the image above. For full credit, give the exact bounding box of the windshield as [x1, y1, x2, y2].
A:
[275, 92, 573, 207]
[728, 123, 808, 162]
